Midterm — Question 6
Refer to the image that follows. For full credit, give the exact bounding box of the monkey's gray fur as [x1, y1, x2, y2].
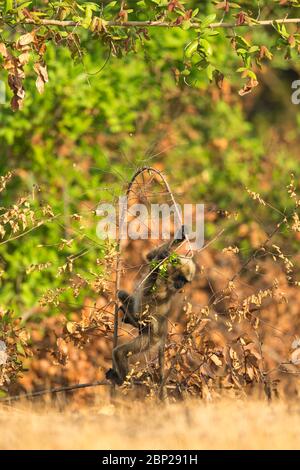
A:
[106, 227, 196, 386]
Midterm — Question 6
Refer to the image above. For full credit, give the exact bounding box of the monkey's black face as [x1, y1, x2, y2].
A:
[173, 274, 189, 290]
[167, 257, 196, 292]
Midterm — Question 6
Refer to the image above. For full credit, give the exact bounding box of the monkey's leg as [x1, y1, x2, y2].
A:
[106, 333, 151, 385]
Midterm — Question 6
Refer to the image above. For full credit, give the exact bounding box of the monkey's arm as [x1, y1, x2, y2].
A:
[117, 290, 140, 328]
[143, 226, 188, 294]
[146, 225, 187, 262]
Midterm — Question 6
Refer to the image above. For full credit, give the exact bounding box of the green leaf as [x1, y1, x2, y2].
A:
[236, 35, 251, 48]
[181, 19, 192, 30]
[17, 342, 26, 356]
[82, 5, 93, 29]
[206, 30, 219, 37]
[249, 46, 260, 53]
[5, 0, 13, 12]
[16, 1, 32, 12]
[245, 70, 257, 80]
[206, 63, 215, 81]
[105, 1, 118, 8]
[201, 14, 216, 29]
[199, 38, 213, 56]
[185, 40, 198, 58]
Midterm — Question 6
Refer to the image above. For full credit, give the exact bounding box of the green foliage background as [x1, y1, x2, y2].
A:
[1, 0, 300, 317]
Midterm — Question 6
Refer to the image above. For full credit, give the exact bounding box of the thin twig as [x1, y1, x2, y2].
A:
[231, 218, 286, 282]
[111, 237, 122, 399]
[0, 214, 60, 246]
[0, 380, 110, 403]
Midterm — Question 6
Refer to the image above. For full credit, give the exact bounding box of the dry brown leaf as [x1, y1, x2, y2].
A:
[34, 62, 48, 94]
[56, 337, 68, 354]
[17, 32, 35, 47]
[36, 75, 44, 94]
[244, 342, 262, 360]
[210, 353, 223, 367]
[239, 78, 258, 96]
[18, 51, 30, 66]
[19, 330, 31, 344]
[0, 43, 8, 58]
[291, 348, 300, 365]
[197, 319, 211, 333]
[247, 366, 254, 380]
[66, 321, 77, 334]
[200, 363, 215, 378]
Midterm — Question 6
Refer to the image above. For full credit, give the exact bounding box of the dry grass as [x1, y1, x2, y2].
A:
[1, 397, 300, 450]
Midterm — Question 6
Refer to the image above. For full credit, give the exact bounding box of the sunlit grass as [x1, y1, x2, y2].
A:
[1, 397, 300, 450]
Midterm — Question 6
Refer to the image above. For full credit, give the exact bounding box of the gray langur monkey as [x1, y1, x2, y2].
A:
[106, 226, 196, 386]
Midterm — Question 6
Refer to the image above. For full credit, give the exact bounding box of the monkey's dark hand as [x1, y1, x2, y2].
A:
[117, 290, 139, 328]
[118, 290, 132, 304]
[106, 368, 123, 386]
[118, 290, 135, 315]
[146, 225, 189, 263]
[146, 247, 170, 262]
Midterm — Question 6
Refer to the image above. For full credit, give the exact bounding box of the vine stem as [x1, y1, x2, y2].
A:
[20, 17, 300, 29]
[126, 166, 193, 254]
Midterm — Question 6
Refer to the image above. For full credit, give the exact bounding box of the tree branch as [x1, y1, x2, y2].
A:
[20, 17, 300, 29]
[0, 380, 110, 403]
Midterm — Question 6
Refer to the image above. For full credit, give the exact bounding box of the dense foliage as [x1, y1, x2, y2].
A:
[1, 1, 300, 109]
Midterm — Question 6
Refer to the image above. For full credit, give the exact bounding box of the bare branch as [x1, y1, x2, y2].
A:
[20, 17, 300, 29]
[0, 380, 110, 403]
